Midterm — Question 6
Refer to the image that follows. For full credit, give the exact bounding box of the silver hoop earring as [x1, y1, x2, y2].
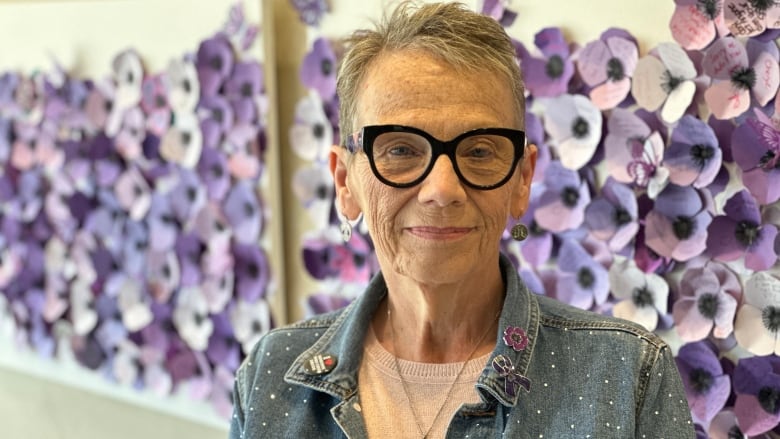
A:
[511, 223, 529, 241]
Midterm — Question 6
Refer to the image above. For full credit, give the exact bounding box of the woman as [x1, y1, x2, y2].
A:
[230, 2, 694, 438]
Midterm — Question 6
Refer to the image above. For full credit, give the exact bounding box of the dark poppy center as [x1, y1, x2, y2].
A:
[731, 67, 756, 90]
[529, 220, 545, 236]
[353, 253, 366, 267]
[690, 144, 715, 169]
[727, 425, 743, 439]
[577, 267, 595, 289]
[243, 201, 255, 217]
[321, 59, 333, 76]
[545, 55, 565, 79]
[571, 116, 590, 139]
[758, 387, 780, 414]
[749, 0, 775, 12]
[247, 262, 259, 278]
[697, 0, 720, 19]
[689, 367, 714, 394]
[213, 108, 224, 123]
[312, 123, 325, 140]
[186, 187, 197, 202]
[562, 186, 580, 207]
[182, 79, 192, 93]
[251, 319, 264, 333]
[315, 184, 329, 199]
[697, 293, 720, 319]
[663, 71, 684, 92]
[209, 56, 223, 71]
[735, 220, 760, 247]
[613, 207, 632, 226]
[181, 131, 192, 146]
[194, 313, 204, 326]
[240, 82, 253, 97]
[606, 57, 625, 81]
[672, 216, 696, 240]
[758, 150, 780, 169]
[211, 163, 224, 178]
[632, 286, 654, 307]
[762, 306, 780, 332]
[155, 95, 166, 108]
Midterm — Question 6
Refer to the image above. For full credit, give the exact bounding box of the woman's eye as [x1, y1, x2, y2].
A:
[388, 145, 418, 156]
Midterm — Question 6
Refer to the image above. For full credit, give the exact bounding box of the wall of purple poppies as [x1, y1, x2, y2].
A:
[0, 3, 271, 419]
[289, 0, 780, 436]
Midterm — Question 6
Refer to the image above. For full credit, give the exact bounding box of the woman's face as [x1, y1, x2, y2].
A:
[332, 49, 535, 286]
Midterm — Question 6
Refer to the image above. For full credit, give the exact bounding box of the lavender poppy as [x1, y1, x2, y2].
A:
[733, 356, 780, 436]
[289, 91, 333, 162]
[576, 29, 639, 109]
[608, 257, 668, 331]
[145, 249, 181, 304]
[703, 37, 779, 119]
[534, 161, 590, 233]
[198, 94, 234, 149]
[632, 42, 698, 123]
[730, 111, 780, 205]
[233, 242, 270, 302]
[195, 33, 234, 97]
[665, 115, 723, 188]
[708, 189, 778, 270]
[307, 292, 352, 315]
[194, 203, 233, 251]
[170, 169, 206, 226]
[670, 0, 728, 51]
[202, 269, 234, 314]
[196, 147, 231, 201]
[676, 341, 731, 427]
[707, 409, 773, 439]
[515, 27, 575, 97]
[555, 239, 610, 310]
[229, 298, 271, 354]
[645, 184, 712, 261]
[223, 181, 262, 246]
[673, 261, 740, 342]
[734, 272, 780, 356]
[585, 177, 639, 252]
[172, 286, 214, 351]
[540, 93, 602, 170]
[175, 233, 203, 288]
[724, 0, 780, 36]
[604, 108, 670, 198]
[292, 164, 334, 229]
[140, 73, 171, 136]
[206, 311, 241, 372]
[224, 60, 263, 123]
[525, 109, 551, 183]
[146, 192, 179, 252]
[223, 123, 261, 180]
[289, 0, 329, 26]
[301, 37, 337, 100]
[510, 184, 553, 268]
[120, 219, 149, 277]
[302, 227, 373, 284]
[481, 0, 517, 26]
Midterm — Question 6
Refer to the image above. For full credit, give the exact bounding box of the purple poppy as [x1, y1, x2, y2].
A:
[577, 28, 639, 109]
[198, 94, 234, 149]
[289, 0, 329, 26]
[233, 242, 269, 302]
[708, 189, 778, 270]
[555, 239, 610, 310]
[665, 115, 723, 188]
[534, 161, 590, 233]
[503, 326, 529, 351]
[224, 60, 263, 123]
[301, 37, 337, 101]
[673, 261, 740, 342]
[481, 0, 517, 27]
[146, 192, 179, 252]
[307, 293, 352, 315]
[510, 184, 553, 268]
[585, 177, 639, 252]
[206, 311, 241, 372]
[302, 228, 373, 284]
[703, 37, 779, 120]
[730, 111, 780, 205]
[223, 123, 261, 180]
[196, 147, 231, 201]
[670, 0, 728, 51]
[733, 356, 780, 436]
[146, 249, 181, 304]
[604, 108, 670, 198]
[195, 33, 234, 97]
[222, 181, 262, 246]
[676, 341, 731, 427]
[170, 169, 206, 226]
[174, 233, 203, 288]
[645, 184, 712, 261]
[525, 109, 551, 183]
[515, 27, 575, 97]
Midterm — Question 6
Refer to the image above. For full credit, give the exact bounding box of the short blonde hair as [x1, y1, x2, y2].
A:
[336, 1, 525, 145]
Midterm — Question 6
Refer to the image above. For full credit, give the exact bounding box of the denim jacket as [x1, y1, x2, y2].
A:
[230, 254, 694, 438]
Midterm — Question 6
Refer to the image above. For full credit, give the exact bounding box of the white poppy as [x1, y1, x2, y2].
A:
[608, 257, 669, 331]
[172, 286, 214, 351]
[540, 94, 603, 170]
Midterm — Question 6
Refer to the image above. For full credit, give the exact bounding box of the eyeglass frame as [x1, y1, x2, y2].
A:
[345, 124, 526, 190]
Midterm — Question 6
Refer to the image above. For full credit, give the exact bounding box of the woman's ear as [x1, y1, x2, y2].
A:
[510, 143, 538, 219]
[329, 145, 362, 220]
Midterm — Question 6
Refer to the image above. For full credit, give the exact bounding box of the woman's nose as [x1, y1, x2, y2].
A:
[417, 155, 467, 206]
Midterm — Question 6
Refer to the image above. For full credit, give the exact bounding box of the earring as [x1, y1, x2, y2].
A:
[340, 217, 353, 242]
[511, 223, 529, 241]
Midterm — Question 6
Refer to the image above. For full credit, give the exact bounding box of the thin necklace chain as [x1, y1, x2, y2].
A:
[387, 304, 500, 439]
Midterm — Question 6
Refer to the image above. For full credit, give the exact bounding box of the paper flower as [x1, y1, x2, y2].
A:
[604, 108, 670, 198]
[707, 410, 768, 439]
[289, 91, 333, 162]
[302, 227, 373, 284]
[644, 184, 712, 261]
[670, 0, 729, 50]
[733, 355, 780, 436]
[224, 60, 263, 123]
[723, 0, 780, 37]
[301, 37, 337, 101]
[290, 0, 329, 26]
[584, 177, 639, 252]
[608, 257, 668, 331]
[115, 166, 152, 221]
[676, 341, 732, 428]
[707, 189, 778, 270]
[533, 161, 591, 233]
[480, 0, 518, 27]
[223, 124, 262, 180]
[292, 164, 334, 229]
[665, 114, 723, 188]
[166, 57, 200, 113]
[673, 261, 741, 342]
[730, 111, 780, 205]
[307, 292, 352, 316]
[159, 111, 203, 168]
[195, 33, 234, 98]
[555, 239, 610, 310]
[230, 298, 271, 355]
[516, 28, 575, 97]
[196, 147, 231, 201]
[198, 94, 234, 150]
[233, 242, 270, 302]
[632, 42, 698, 123]
[146, 250, 181, 303]
[540, 93, 602, 170]
[172, 286, 214, 351]
[703, 37, 779, 120]
[576, 28, 639, 109]
[514, 184, 554, 268]
[222, 181, 262, 246]
[140, 73, 171, 136]
[734, 272, 780, 356]
[170, 169, 206, 227]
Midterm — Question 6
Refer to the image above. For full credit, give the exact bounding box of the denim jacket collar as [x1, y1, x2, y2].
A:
[284, 254, 538, 407]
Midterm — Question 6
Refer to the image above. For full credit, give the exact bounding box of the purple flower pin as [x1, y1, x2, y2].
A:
[492, 354, 531, 397]
[503, 326, 529, 351]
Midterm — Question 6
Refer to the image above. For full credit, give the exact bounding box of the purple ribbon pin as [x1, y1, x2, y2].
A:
[492, 354, 531, 397]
